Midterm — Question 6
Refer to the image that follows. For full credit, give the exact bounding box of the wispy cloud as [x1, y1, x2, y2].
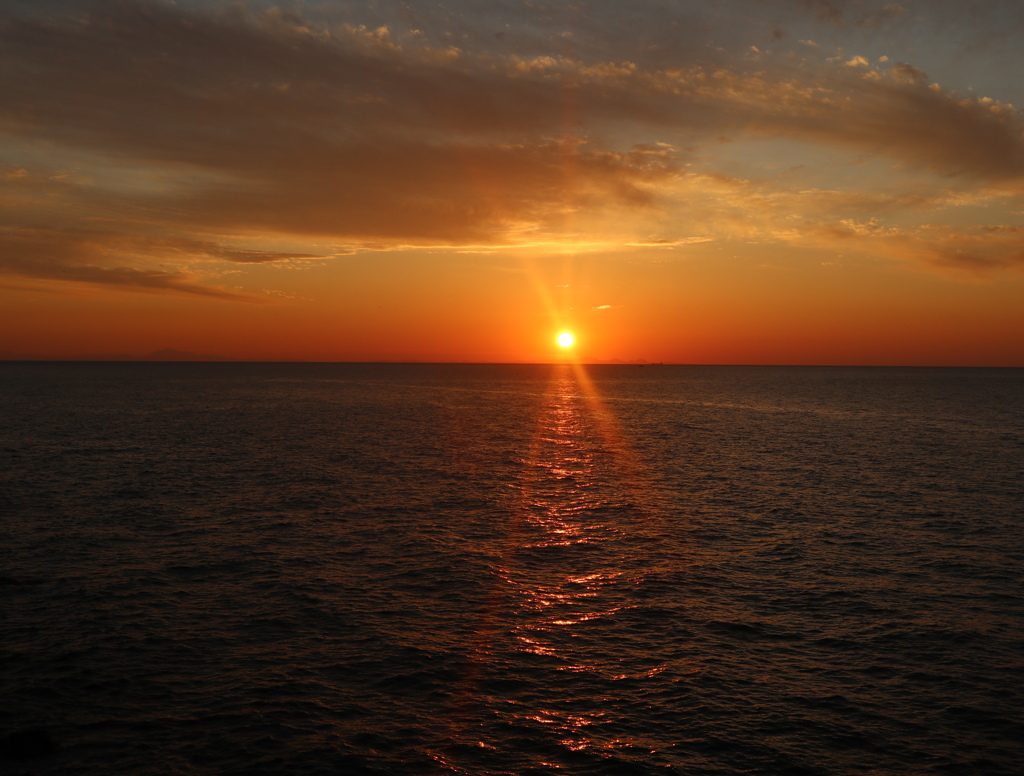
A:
[626, 237, 716, 247]
[0, 227, 273, 300]
[1, 0, 1023, 298]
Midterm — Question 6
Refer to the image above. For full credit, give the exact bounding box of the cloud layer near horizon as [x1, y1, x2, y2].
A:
[2, 0, 1024, 297]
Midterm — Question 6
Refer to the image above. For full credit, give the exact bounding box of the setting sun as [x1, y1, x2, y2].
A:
[1, 0, 1023, 369]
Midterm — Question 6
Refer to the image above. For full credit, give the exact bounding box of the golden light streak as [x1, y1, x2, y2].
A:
[440, 359, 670, 764]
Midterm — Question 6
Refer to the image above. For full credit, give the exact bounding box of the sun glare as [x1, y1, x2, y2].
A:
[557, 332, 575, 348]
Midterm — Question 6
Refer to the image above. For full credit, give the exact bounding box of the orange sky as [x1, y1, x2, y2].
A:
[2, 0, 1023, 365]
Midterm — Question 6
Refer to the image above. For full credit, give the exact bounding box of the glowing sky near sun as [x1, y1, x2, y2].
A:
[1, 0, 1023, 364]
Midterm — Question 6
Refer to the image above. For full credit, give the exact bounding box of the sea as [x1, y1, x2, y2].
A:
[1, 362, 1022, 775]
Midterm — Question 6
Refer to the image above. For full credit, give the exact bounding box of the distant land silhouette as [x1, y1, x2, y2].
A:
[0, 348, 232, 362]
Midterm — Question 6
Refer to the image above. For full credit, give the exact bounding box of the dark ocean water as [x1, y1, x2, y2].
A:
[1, 362, 1022, 775]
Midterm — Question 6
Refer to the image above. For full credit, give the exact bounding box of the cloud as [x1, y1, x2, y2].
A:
[649, 62, 1024, 180]
[889, 62, 928, 85]
[625, 237, 716, 247]
[0, 227, 272, 299]
[638, 170, 1024, 276]
[796, 215, 1024, 278]
[880, 226, 1024, 275]
[1, 0, 1024, 296]
[0, 2, 678, 232]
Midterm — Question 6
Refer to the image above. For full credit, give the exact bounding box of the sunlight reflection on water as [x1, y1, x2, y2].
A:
[490, 364, 662, 760]
[3, 362, 1022, 775]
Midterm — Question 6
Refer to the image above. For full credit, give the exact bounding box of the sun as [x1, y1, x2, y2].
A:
[557, 331, 575, 348]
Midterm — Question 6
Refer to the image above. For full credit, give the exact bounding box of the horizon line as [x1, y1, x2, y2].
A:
[2, 358, 1022, 369]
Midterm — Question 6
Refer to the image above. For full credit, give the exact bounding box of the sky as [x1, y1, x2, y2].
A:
[2, 0, 1024, 364]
